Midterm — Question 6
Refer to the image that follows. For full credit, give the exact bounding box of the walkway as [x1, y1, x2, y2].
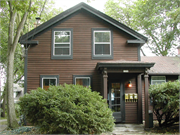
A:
[109, 124, 145, 134]
[1, 119, 145, 134]
[0, 119, 7, 132]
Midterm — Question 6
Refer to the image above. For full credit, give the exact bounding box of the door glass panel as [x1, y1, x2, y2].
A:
[111, 83, 121, 112]
[112, 105, 121, 112]
[114, 89, 120, 97]
[112, 98, 120, 105]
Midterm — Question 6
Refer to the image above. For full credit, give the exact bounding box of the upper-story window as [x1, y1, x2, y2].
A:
[92, 28, 113, 59]
[151, 76, 166, 85]
[51, 29, 73, 59]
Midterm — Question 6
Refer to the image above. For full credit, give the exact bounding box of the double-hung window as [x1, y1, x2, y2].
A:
[40, 75, 59, 90]
[151, 76, 166, 85]
[92, 29, 113, 59]
[51, 29, 73, 59]
[73, 75, 92, 88]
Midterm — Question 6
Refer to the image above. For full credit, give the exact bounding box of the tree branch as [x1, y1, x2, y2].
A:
[40, 0, 48, 17]
[12, 0, 32, 53]
[8, 1, 17, 50]
[14, 75, 24, 84]
[140, 49, 146, 56]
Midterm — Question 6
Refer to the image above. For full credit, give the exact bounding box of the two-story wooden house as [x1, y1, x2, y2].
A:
[19, 2, 154, 128]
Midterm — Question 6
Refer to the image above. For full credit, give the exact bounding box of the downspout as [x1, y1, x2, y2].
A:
[24, 47, 28, 94]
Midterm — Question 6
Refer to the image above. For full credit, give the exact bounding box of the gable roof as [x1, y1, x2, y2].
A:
[141, 56, 180, 75]
[19, 2, 147, 43]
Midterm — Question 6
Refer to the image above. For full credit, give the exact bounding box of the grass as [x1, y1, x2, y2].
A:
[0, 120, 7, 125]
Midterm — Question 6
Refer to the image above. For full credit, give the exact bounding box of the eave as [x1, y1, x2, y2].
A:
[96, 61, 155, 70]
[20, 40, 39, 45]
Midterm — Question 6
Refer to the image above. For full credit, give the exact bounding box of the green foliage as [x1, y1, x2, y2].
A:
[0, 0, 63, 86]
[133, 0, 180, 56]
[149, 80, 180, 127]
[104, 0, 180, 56]
[15, 103, 21, 118]
[19, 84, 115, 134]
[104, 0, 135, 28]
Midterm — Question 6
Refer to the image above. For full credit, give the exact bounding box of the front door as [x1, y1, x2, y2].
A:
[108, 82, 124, 122]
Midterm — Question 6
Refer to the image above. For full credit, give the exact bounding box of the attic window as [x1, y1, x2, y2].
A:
[51, 29, 73, 59]
[92, 28, 113, 59]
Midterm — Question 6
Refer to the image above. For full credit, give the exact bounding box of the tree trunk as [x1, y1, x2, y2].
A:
[7, 51, 19, 128]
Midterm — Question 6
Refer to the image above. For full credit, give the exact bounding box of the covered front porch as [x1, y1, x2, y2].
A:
[96, 61, 154, 129]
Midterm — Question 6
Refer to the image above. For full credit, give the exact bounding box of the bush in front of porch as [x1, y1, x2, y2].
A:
[149, 80, 180, 127]
[19, 84, 115, 134]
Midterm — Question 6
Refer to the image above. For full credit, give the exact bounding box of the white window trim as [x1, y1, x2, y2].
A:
[93, 30, 111, 56]
[151, 76, 166, 85]
[42, 77, 57, 89]
[75, 77, 91, 86]
[53, 30, 71, 56]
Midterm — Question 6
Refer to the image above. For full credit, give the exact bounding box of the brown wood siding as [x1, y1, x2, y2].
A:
[125, 103, 138, 123]
[124, 77, 138, 123]
[27, 11, 139, 93]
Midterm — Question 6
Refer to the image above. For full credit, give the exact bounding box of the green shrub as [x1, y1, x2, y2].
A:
[19, 84, 115, 134]
[149, 80, 180, 127]
[15, 103, 21, 118]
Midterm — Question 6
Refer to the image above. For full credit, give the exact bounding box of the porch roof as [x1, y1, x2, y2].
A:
[96, 60, 155, 70]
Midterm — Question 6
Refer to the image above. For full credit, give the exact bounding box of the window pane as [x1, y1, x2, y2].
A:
[55, 44, 70, 48]
[63, 48, 69, 55]
[76, 78, 90, 87]
[55, 35, 70, 42]
[50, 79, 56, 85]
[43, 79, 56, 90]
[152, 76, 166, 80]
[151, 76, 166, 85]
[112, 105, 121, 112]
[43, 79, 50, 90]
[152, 80, 166, 85]
[55, 31, 70, 43]
[55, 48, 69, 55]
[112, 98, 120, 105]
[95, 32, 110, 42]
[95, 44, 103, 54]
[44, 79, 49, 86]
[95, 44, 110, 55]
[103, 44, 110, 54]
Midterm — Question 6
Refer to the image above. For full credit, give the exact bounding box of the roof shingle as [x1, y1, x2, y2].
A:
[141, 56, 180, 75]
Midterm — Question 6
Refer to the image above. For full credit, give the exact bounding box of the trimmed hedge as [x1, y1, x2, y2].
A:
[19, 84, 115, 134]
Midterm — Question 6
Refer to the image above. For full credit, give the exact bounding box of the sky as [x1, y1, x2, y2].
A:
[53, 0, 108, 12]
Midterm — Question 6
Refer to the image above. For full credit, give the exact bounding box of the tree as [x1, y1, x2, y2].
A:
[149, 81, 180, 127]
[0, 0, 63, 122]
[2, 0, 33, 128]
[133, 0, 180, 56]
[104, 0, 135, 28]
[104, 0, 180, 56]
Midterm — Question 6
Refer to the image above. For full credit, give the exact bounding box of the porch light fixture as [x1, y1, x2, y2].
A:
[127, 81, 132, 88]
